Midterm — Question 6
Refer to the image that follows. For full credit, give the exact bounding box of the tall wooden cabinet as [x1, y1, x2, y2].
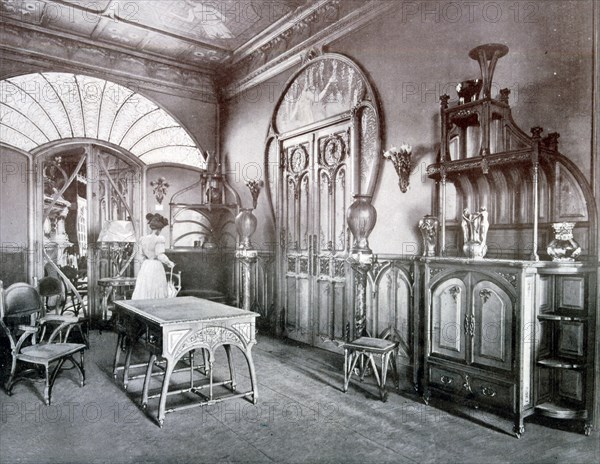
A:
[419, 44, 598, 437]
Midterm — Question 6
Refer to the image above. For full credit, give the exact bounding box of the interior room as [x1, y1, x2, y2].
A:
[0, 1, 598, 463]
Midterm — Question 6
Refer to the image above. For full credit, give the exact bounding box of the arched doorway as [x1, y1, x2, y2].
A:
[34, 141, 144, 322]
[265, 54, 383, 350]
[1, 72, 207, 321]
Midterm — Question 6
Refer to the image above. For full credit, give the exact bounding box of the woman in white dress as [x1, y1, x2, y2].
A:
[131, 213, 175, 300]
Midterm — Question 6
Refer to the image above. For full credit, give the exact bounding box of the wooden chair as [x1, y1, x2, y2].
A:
[37, 276, 88, 347]
[59, 265, 87, 317]
[0, 280, 86, 405]
[342, 327, 403, 402]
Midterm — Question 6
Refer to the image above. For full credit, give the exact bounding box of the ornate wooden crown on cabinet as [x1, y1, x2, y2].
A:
[427, 43, 596, 260]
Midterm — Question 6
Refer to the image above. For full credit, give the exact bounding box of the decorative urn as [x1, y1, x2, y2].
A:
[547, 222, 581, 261]
[346, 194, 377, 253]
[235, 208, 258, 249]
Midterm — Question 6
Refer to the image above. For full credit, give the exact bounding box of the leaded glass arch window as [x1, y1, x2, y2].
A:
[0, 73, 206, 168]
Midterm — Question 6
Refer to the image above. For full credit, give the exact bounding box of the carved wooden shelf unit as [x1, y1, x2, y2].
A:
[534, 264, 597, 434]
[168, 168, 241, 249]
[420, 44, 598, 438]
[427, 43, 596, 261]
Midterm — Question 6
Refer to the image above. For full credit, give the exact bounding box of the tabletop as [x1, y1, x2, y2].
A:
[115, 296, 259, 325]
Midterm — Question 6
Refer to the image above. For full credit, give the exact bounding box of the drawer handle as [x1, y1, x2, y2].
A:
[481, 386, 497, 397]
[440, 375, 453, 385]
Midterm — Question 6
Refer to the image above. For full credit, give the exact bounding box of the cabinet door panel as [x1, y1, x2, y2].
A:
[431, 278, 467, 361]
[472, 280, 513, 370]
[537, 275, 552, 313]
[558, 370, 584, 403]
[558, 322, 585, 357]
[556, 276, 585, 311]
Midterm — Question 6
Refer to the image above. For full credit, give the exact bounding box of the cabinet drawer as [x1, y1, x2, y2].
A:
[429, 366, 462, 394]
[471, 376, 515, 411]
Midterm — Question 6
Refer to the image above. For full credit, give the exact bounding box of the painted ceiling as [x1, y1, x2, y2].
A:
[0, 0, 308, 68]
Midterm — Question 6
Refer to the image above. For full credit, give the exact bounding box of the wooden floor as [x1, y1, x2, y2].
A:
[0, 330, 598, 464]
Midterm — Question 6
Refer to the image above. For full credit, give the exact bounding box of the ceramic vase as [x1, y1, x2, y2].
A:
[547, 222, 581, 261]
[346, 194, 377, 252]
[236, 208, 257, 249]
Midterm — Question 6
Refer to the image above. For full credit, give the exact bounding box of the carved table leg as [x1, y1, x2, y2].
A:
[112, 332, 124, 379]
[122, 343, 134, 391]
[188, 350, 195, 388]
[157, 357, 175, 428]
[142, 354, 156, 409]
[224, 345, 237, 391]
[343, 348, 349, 393]
[245, 346, 258, 404]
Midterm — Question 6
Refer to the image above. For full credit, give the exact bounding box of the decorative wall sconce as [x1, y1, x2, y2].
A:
[150, 177, 169, 204]
[383, 144, 412, 193]
[245, 179, 263, 209]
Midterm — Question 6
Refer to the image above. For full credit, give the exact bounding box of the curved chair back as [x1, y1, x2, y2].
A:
[38, 276, 66, 315]
[2, 283, 42, 319]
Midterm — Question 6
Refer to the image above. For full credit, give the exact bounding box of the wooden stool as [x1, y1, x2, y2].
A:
[342, 337, 399, 402]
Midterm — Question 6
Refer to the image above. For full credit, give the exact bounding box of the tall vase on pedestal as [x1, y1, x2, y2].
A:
[346, 194, 377, 338]
[346, 194, 377, 253]
[235, 208, 258, 311]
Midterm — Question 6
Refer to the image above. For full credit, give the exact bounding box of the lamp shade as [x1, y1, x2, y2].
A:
[98, 220, 136, 243]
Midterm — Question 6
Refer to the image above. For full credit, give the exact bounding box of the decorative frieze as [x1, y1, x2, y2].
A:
[222, 0, 396, 99]
[0, 22, 217, 102]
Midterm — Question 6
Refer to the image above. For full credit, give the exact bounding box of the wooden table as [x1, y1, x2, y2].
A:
[113, 296, 259, 427]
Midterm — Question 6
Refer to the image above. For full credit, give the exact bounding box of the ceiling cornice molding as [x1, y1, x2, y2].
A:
[0, 22, 218, 103]
[221, 0, 395, 100]
[0, 17, 217, 74]
[230, 0, 333, 64]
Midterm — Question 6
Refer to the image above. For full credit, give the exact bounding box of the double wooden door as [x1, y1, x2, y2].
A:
[281, 122, 353, 350]
[430, 272, 513, 371]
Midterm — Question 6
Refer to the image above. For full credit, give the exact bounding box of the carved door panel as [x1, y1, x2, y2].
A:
[313, 125, 351, 349]
[282, 135, 314, 344]
[430, 277, 468, 362]
[472, 279, 513, 370]
[282, 123, 352, 347]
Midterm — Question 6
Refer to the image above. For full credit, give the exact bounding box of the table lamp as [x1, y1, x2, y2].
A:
[98, 220, 136, 277]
